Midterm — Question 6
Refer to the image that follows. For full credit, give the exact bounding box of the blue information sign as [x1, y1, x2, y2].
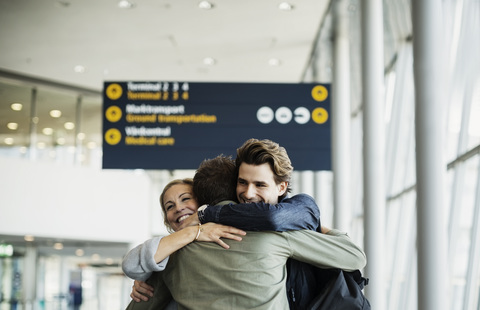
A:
[103, 82, 331, 171]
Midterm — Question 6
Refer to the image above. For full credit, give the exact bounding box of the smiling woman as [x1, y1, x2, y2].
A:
[121, 178, 246, 283]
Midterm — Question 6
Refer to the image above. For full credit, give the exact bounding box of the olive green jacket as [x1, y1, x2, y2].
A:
[126, 229, 366, 310]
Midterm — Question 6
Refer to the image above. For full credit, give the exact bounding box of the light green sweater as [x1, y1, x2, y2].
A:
[126, 229, 366, 310]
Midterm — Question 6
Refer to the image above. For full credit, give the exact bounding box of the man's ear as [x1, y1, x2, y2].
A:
[277, 181, 288, 196]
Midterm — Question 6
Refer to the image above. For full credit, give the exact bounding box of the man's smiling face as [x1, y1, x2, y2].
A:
[236, 162, 287, 204]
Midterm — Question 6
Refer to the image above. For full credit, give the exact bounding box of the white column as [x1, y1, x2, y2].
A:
[22, 246, 37, 310]
[332, 0, 352, 232]
[28, 88, 38, 160]
[411, 1, 448, 309]
[361, 0, 386, 308]
[74, 95, 83, 165]
[300, 171, 315, 197]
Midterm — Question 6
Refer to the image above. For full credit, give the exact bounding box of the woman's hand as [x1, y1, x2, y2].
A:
[130, 280, 154, 302]
[195, 223, 246, 249]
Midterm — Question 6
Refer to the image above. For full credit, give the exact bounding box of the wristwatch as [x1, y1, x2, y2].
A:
[197, 204, 208, 224]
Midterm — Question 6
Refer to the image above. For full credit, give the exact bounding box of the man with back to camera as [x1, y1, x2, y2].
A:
[125, 138, 367, 309]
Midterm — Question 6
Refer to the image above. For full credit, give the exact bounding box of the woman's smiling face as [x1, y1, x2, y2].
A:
[163, 183, 199, 232]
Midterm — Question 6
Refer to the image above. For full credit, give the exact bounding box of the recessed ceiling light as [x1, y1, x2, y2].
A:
[24, 235, 35, 242]
[268, 58, 282, 66]
[279, 2, 294, 11]
[53, 243, 64, 250]
[56, 137, 66, 145]
[7, 122, 18, 130]
[42, 128, 54, 135]
[203, 57, 216, 65]
[118, 0, 135, 9]
[198, 1, 214, 9]
[74, 65, 85, 73]
[64, 122, 75, 130]
[77, 133, 86, 140]
[87, 141, 97, 149]
[75, 249, 84, 256]
[4, 137, 14, 145]
[50, 110, 62, 118]
[11, 103, 23, 111]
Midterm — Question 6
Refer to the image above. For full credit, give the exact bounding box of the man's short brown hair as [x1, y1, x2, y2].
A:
[193, 155, 237, 206]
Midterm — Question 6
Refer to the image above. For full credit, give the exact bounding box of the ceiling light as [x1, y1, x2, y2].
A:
[7, 123, 18, 130]
[37, 142, 46, 149]
[64, 122, 75, 130]
[75, 249, 85, 256]
[92, 254, 101, 261]
[4, 138, 14, 145]
[53, 243, 63, 250]
[118, 0, 135, 9]
[77, 133, 86, 140]
[87, 141, 97, 149]
[24, 235, 35, 242]
[203, 57, 216, 65]
[42, 128, 54, 135]
[11, 103, 23, 111]
[268, 58, 282, 66]
[56, 138, 66, 145]
[50, 110, 62, 118]
[74, 65, 85, 73]
[278, 2, 294, 11]
[198, 1, 214, 9]
[106, 258, 114, 265]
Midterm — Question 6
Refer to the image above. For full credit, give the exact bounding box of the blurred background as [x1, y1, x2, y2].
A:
[0, 0, 479, 309]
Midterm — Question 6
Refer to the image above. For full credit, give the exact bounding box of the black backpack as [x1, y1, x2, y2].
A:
[286, 259, 371, 310]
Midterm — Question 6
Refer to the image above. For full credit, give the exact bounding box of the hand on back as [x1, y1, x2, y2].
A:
[195, 223, 246, 249]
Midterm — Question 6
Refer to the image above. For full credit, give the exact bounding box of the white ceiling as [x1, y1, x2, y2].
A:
[0, 0, 331, 90]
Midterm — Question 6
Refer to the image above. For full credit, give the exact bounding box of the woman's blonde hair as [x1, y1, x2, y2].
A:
[159, 178, 195, 233]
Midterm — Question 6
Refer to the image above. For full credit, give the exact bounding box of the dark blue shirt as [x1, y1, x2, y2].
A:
[198, 194, 320, 231]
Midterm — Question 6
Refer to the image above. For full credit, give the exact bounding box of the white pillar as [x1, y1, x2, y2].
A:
[361, 0, 386, 308]
[22, 246, 37, 310]
[74, 95, 83, 165]
[332, 0, 352, 232]
[300, 171, 315, 197]
[28, 88, 38, 160]
[411, 1, 448, 309]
